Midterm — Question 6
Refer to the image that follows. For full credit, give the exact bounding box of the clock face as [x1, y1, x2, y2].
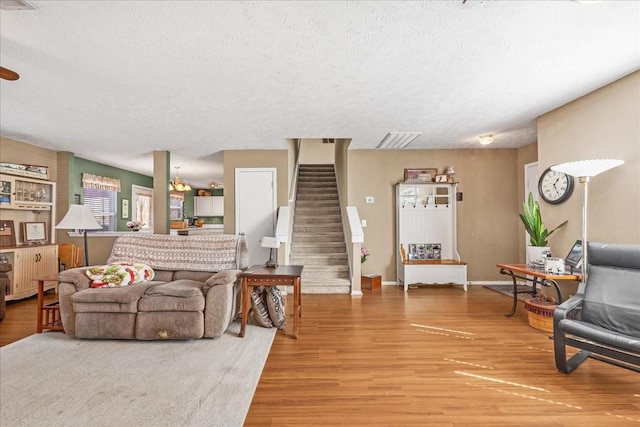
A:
[538, 167, 574, 204]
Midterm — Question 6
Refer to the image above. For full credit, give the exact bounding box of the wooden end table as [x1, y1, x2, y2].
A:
[239, 265, 303, 339]
[496, 263, 582, 317]
[34, 274, 64, 333]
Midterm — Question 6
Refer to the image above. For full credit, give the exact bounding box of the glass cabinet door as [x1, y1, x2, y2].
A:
[0, 179, 11, 206]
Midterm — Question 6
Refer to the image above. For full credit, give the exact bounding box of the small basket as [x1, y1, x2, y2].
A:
[524, 296, 556, 333]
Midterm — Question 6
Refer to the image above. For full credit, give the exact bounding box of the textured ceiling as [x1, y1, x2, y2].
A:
[1, 1, 639, 187]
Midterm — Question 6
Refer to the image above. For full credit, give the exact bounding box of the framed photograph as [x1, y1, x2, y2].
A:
[0, 220, 16, 247]
[23, 221, 47, 243]
[435, 174, 448, 183]
[404, 168, 438, 183]
[122, 199, 129, 219]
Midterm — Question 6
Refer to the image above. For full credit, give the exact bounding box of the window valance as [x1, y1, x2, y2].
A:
[82, 173, 121, 192]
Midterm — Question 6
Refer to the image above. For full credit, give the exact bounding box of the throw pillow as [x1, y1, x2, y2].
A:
[250, 286, 273, 328]
[86, 261, 155, 288]
[266, 286, 286, 330]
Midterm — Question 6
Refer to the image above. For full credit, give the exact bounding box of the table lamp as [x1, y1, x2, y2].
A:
[551, 159, 624, 283]
[261, 236, 280, 268]
[55, 204, 102, 266]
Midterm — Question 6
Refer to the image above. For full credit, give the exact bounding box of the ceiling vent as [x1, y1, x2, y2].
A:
[0, 0, 36, 10]
[377, 132, 422, 149]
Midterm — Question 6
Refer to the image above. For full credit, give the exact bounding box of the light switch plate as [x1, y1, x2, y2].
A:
[361, 219, 367, 227]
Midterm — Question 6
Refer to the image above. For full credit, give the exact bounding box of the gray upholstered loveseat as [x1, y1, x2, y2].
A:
[58, 234, 248, 340]
[553, 242, 640, 373]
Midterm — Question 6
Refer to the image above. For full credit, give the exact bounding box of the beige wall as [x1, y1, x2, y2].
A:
[537, 71, 640, 297]
[538, 70, 640, 249]
[222, 150, 290, 234]
[298, 138, 335, 164]
[348, 149, 522, 282]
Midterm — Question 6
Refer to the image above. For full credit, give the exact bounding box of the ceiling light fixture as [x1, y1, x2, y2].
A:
[478, 134, 494, 145]
[169, 166, 192, 192]
[377, 132, 422, 149]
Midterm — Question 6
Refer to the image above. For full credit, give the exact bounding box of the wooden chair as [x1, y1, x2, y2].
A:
[58, 243, 83, 270]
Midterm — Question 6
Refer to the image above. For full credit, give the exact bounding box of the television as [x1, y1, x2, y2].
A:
[565, 240, 583, 271]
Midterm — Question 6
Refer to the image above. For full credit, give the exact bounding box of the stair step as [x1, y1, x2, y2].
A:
[291, 254, 348, 263]
[295, 200, 340, 207]
[292, 233, 344, 242]
[301, 266, 349, 275]
[294, 215, 342, 223]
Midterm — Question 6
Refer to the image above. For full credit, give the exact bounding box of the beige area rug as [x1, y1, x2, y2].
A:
[0, 321, 275, 427]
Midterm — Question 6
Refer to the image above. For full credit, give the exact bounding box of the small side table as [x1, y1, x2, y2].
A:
[496, 263, 581, 317]
[34, 275, 64, 333]
[239, 265, 303, 339]
[361, 274, 381, 291]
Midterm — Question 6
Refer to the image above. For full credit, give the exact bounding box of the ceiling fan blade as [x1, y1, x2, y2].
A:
[0, 66, 20, 81]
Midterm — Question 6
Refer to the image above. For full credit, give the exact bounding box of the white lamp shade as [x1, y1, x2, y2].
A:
[552, 159, 624, 178]
[261, 236, 280, 249]
[56, 204, 102, 230]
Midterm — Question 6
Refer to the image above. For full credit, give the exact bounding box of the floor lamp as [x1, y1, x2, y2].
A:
[551, 159, 624, 284]
[55, 204, 102, 267]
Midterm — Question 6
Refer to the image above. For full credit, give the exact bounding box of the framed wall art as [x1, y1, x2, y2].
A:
[122, 199, 129, 219]
[404, 168, 438, 183]
[23, 221, 47, 243]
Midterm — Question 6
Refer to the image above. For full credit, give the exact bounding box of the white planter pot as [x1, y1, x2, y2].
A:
[527, 246, 550, 267]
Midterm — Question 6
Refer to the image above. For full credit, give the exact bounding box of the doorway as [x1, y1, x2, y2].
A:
[235, 168, 277, 266]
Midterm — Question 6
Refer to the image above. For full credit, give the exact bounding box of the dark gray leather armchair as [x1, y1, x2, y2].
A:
[553, 242, 640, 373]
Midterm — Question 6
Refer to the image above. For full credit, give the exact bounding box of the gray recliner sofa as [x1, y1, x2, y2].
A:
[58, 234, 248, 340]
[553, 242, 640, 373]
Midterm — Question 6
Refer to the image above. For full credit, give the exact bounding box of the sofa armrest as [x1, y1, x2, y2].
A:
[58, 267, 92, 290]
[203, 269, 242, 293]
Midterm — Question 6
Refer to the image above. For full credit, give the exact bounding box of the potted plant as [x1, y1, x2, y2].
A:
[519, 192, 567, 265]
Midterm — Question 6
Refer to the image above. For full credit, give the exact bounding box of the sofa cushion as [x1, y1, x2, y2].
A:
[138, 280, 205, 312]
[71, 281, 163, 313]
[143, 279, 203, 298]
[173, 271, 214, 282]
[86, 262, 155, 288]
[267, 286, 286, 330]
[250, 286, 273, 328]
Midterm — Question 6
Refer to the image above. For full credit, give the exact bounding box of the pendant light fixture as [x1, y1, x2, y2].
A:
[169, 166, 192, 192]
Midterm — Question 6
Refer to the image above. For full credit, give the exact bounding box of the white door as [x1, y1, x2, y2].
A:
[524, 162, 539, 264]
[235, 168, 277, 266]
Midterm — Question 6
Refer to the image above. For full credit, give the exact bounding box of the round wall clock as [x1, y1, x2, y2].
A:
[538, 167, 574, 204]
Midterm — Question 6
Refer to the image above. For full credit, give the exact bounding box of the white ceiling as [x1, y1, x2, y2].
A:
[1, 1, 638, 188]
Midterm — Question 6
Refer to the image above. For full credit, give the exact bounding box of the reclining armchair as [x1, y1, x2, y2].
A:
[553, 242, 640, 373]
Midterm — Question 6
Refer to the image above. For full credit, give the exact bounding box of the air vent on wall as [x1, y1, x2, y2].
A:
[0, 0, 36, 10]
[377, 132, 422, 149]
[322, 138, 335, 144]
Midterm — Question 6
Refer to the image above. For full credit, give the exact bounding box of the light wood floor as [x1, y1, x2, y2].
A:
[2, 286, 638, 426]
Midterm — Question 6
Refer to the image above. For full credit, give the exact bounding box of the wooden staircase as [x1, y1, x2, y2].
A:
[290, 164, 351, 294]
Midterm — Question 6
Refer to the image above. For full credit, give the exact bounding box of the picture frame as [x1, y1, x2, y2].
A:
[404, 168, 438, 183]
[0, 220, 16, 247]
[435, 174, 448, 183]
[23, 221, 47, 243]
[122, 199, 129, 219]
